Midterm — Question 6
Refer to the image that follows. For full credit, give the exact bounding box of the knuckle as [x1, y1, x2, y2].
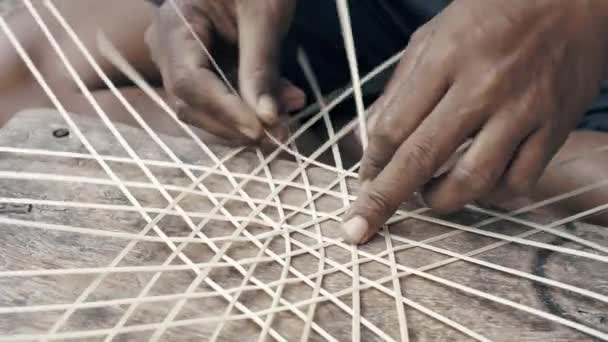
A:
[410, 19, 436, 44]
[452, 164, 496, 194]
[144, 30, 163, 66]
[241, 66, 278, 93]
[171, 74, 196, 102]
[438, 39, 458, 62]
[369, 123, 401, 149]
[364, 188, 394, 218]
[359, 137, 393, 180]
[360, 152, 385, 180]
[482, 66, 502, 89]
[451, 100, 488, 123]
[405, 139, 436, 178]
[173, 101, 191, 123]
[143, 25, 157, 51]
[409, 27, 428, 45]
[244, 67, 270, 80]
[366, 99, 385, 131]
[473, 71, 500, 100]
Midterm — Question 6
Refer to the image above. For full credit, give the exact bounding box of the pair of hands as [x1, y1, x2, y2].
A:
[146, 0, 608, 244]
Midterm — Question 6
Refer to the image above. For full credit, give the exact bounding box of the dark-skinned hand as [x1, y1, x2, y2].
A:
[145, 0, 306, 144]
[343, 0, 608, 244]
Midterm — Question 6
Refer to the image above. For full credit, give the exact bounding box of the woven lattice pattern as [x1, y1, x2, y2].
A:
[0, 1, 606, 341]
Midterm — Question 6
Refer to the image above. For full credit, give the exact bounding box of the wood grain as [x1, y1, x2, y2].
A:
[0, 110, 605, 341]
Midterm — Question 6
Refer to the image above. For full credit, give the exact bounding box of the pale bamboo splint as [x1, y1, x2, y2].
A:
[0, 1, 606, 341]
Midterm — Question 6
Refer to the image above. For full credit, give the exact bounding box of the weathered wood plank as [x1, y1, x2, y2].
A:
[0, 110, 605, 341]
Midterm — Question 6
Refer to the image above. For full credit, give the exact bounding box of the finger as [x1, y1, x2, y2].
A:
[356, 24, 436, 153]
[343, 87, 484, 244]
[165, 26, 264, 141]
[179, 109, 254, 144]
[277, 78, 306, 113]
[432, 139, 473, 179]
[421, 110, 535, 212]
[171, 95, 258, 144]
[487, 125, 563, 202]
[358, 29, 449, 183]
[237, 0, 296, 126]
[261, 118, 290, 146]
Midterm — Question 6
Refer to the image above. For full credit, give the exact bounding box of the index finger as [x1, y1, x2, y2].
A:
[342, 86, 484, 244]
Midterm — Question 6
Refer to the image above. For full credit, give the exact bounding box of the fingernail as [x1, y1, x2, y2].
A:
[341, 216, 369, 244]
[240, 126, 263, 143]
[257, 94, 278, 125]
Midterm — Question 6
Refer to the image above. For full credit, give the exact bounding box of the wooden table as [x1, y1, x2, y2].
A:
[0, 110, 606, 341]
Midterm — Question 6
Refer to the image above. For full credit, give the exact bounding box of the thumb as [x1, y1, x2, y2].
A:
[237, 0, 296, 126]
[341, 182, 395, 245]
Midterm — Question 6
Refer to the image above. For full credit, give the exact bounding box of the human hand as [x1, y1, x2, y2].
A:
[343, 0, 608, 244]
[145, 0, 305, 144]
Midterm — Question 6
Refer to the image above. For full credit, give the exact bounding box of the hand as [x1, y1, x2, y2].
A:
[343, 0, 608, 244]
[145, 0, 305, 144]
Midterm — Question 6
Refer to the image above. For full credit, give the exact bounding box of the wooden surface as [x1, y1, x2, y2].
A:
[0, 110, 606, 341]
[0, 0, 18, 15]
